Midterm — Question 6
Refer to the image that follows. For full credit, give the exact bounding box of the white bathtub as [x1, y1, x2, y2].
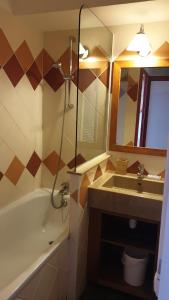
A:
[0, 189, 69, 300]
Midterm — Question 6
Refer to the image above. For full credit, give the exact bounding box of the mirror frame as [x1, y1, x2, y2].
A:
[109, 58, 169, 156]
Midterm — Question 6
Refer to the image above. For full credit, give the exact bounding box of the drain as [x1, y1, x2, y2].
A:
[48, 240, 54, 245]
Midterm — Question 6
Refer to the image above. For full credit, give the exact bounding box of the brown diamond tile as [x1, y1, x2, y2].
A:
[0, 171, 3, 181]
[43, 151, 65, 175]
[94, 165, 102, 181]
[80, 174, 91, 208]
[43, 49, 55, 76]
[127, 83, 138, 102]
[35, 50, 43, 76]
[71, 190, 78, 202]
[5, 156, 24, 185]
[44, 67, 64, 92]
[127, 160, 148, 175]
[67, 154, 86, 169]
[15, 41, 34, 72]
[26, 61, 42, 90]
[26, 151, 41, 177]
[106, 159, 115, 172]
[59, 48, 78, 76]
[127, 74, 135, 89]
[0, 28, 13, 66]
[73, 69, 96, 92]
[99, 67, 110, 89]
[3, 55, 24, 87]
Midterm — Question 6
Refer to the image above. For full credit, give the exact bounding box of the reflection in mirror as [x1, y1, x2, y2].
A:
[76, 6, 113, 164]
[117, 67, 169, 150]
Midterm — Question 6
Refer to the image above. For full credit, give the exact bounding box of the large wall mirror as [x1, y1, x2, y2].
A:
[109, 59, 169, 156]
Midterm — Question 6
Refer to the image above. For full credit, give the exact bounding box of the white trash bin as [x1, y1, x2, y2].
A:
[122, 248, 148, 287]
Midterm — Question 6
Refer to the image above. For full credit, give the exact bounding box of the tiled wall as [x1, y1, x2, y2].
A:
[0, 6, 43, 208]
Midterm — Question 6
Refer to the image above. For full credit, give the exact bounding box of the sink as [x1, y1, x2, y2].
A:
[88, 172, 164, 222]
[102, 174, 164, 195]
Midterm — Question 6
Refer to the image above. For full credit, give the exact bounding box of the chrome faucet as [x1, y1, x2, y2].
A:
[137, 163, 144, 179]
[137, 163, 144, 193]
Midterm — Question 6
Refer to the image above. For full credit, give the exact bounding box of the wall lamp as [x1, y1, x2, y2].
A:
[79, 43, 89, 59]
[127, 24, 152, 57]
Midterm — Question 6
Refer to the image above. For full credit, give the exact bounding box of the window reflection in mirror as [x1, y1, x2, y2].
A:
[116, 67, 169, 150]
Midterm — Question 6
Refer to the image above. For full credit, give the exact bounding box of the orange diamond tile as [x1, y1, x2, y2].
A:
[0, 28, 13, 66]
[5, 156, 24, 185]
[106, 159, 115, 172]
[94, 165, 102, 181]
[15, 41, 34, 72]
[154, 42, 169, 58]
[43, 151, 65, 175]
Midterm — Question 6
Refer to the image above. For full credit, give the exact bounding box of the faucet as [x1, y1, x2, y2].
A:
[137, 163, 144, 179]
[137, 163, 144, 193]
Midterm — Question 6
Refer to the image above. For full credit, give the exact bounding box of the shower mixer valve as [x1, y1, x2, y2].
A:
[59, 182, 70, 207]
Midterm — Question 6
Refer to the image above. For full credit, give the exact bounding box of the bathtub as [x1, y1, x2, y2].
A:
[0, 189, 69, 300]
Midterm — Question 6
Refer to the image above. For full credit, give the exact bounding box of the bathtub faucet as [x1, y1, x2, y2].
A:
[60, 182, 69, 207]
[137, 163, 144, 180]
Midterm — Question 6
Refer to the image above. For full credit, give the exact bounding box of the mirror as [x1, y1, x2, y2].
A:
[109, 60, 169, 156]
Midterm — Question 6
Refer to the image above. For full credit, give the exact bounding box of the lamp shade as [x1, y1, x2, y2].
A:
[127, 25, 151, 57]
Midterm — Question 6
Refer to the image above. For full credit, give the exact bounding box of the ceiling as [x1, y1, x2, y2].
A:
[9, 0, 150, 14]
[2, 0, 169, 31]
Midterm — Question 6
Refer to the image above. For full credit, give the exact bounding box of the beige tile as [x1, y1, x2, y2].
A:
[16, 169, 36, 194]
[0, 177, 21, 208]
[83, 78, 108, 118]
[0, 105, 33, 164]
[41, 164, 53, 188]
[61, 135, 75, 165]
[0, 138, 14, 173]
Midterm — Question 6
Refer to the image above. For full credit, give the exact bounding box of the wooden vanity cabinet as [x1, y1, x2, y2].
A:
[87, 208, 160, 300]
